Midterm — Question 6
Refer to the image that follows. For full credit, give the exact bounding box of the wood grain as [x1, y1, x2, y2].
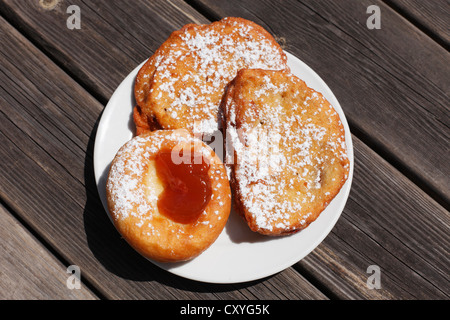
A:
[0, 0, 448, 300]
[188, 0, 450, 207]
[0, 14, 326, 300]
[299, 138, 450, 299]
[384, 0, 450, 48]
[0, 203, 97, 299]
[0, 0, 209, 103]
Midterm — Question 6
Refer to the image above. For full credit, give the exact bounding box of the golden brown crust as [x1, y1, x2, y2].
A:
[106, 130, 231, 262]
[222, 69, 350, 236]
[133, 105, 162, 135]
[134, 17, 289, 136]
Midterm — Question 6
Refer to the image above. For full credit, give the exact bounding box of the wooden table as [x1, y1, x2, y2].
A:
[0, 0, 448, 300]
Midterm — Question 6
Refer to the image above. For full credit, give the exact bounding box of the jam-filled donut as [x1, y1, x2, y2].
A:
[106, 130, 231, 262]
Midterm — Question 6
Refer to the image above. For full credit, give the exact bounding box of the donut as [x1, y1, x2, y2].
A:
[134, 17, 289, 136]
[106, 129, 231, 262]
[222, 69, 350, 236]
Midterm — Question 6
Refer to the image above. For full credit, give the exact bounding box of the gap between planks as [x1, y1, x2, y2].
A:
[0, 0, 446, 300]
[382, 0, 450, 50]
[0, 199, 99, 299]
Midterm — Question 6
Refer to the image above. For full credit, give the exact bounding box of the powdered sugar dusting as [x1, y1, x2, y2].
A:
[106, 131, 213, 226]
[107, 135, 160, 223]
[225, 70, 350, 234]
[149, 17, 289, 135]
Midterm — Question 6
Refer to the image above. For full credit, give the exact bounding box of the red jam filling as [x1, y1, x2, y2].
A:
[155, 148, 212, 224]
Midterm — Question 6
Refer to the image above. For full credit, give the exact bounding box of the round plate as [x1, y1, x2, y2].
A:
[93, 51, 354, 284]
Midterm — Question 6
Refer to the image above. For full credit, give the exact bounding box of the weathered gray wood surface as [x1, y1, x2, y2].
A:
[0, 203, 97, 299]
[0, 0, 209, 103]
[0, 0, 448, 300]
[385, 0, 450, 48]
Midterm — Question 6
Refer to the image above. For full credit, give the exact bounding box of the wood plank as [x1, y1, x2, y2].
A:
[0, 203, 97, 299]
[1, 0, 448, 299]
[0, 0, 209, 102]
[0, 15, 326, 300]
[188, 0, 450, 207]
[298, 137, 450, 299]
[384, 0, 450, 48]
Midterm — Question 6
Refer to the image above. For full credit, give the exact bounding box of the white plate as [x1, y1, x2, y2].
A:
[93, 51, 354, 284]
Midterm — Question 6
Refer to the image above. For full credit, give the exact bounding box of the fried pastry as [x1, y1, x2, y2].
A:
[106, 129, 231, 262]
[134, 17, 289, 136]
[222, 69, 350, 236]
